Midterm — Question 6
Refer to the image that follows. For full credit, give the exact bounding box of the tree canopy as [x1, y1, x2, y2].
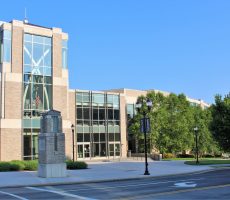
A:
[210, 93, 230, 152]
[128, 91, 219, 156]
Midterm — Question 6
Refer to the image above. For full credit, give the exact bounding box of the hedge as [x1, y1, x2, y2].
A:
[0, 160, 87, 172]
[66, 160, 88, 169]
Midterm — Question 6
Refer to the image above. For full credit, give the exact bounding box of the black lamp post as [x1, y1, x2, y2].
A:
[194, 127, 199, 164]
[136, 98, 153, 175]
[71, 124, 75, 162]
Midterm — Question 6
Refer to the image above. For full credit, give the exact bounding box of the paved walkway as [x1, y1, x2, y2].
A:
[0, 160, 214, 188]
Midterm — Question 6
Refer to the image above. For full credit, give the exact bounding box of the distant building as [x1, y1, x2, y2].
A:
[0, 20, 210, 161]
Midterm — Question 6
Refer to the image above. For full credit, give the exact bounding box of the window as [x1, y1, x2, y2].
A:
[75, 91, 121, 159]
[2, 30, 11, 63]
[127, 104, 135, 118]
[62, 40, 68, 69]
[23, 34, 52, 160]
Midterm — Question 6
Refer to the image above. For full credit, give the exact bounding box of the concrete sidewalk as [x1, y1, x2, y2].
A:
[0, 160, 213, 188]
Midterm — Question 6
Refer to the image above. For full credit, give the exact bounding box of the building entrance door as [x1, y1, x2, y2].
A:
[77, 143, 91, 159]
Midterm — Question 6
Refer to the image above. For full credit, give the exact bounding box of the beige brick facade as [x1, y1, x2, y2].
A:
[0, 128, 22, 161]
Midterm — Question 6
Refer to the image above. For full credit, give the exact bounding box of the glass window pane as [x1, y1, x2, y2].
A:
[93, 125, 99, 133]
[92, 94, 104, 104]
[108, 109, 113, 120]
[44, 45, 51, 67]
[24, 74, 32, 83]
[107, 95, 113, 104]
[77, 125, 83, 133]
[113, 95, 119, 104]
[62, 48, 67, 69]
[93, 133, 99, 142]
[99, 125, 105, 132]
[33, 43, 43, 66]
[84, 126, 90, 132]
[78, 145, 83, 158]
[24, 42, 32, 65]
[33, 75, 43, 83]
[24, 83, 31, 110]
[109, 144, 114, 156]
[44, 37, 51, 45]
[109, 133, 114, 141]
[44, 76, 52, 84]
[44, 84, 52, 110]
[84, 133, 90, 142]
[99, 109, 105, 120]
[108, 126, 114, 133]
[24, 135, 31, 156]
[3, 39, 11, 62]
[77, 133, 83, 142]
[83, 120, 90, 125]
[115, 133, 120, 141]
[33, 35, 44, 44]
[76, 93, 82, 103]
[32, 84, 43, 110]
[93, 108, 98, 120]
[115, 144, 120, 156]
[100, 133, 106, 142]
[24, 34, 32, 42]
[114, 109, 120, 120]
[100, 143, 106, 156]
[3, 30, 11, 40]
[31, 66, 43, 75]
[83, 107, 90, 120]
[82, 93, 90, 102]
[77, 107, 82, 119]
[44, 67, 51, 76]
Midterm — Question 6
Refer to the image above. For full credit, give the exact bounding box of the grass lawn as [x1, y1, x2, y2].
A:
[184, 159, 230, 165]
[163, 157, 222, 161]
[163, 158, 195, 161]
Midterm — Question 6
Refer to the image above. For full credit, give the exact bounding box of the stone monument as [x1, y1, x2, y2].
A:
[38, 110, 66, 178]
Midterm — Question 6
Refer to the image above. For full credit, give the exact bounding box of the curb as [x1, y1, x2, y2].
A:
[0, 168, 218, 189]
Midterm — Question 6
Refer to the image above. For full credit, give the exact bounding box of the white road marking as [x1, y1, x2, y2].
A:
[0, 190, 29, 200]
[26, 186, 97, 200]
[174, 181, 197, 188]
[64, 178, 203, 192]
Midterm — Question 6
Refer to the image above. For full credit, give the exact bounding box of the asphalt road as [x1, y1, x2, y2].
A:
[0, 167, 230, 200]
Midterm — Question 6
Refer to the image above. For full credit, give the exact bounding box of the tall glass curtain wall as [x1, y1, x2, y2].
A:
[76, 92, 121, 159]
[0, 29, 11, 63]
[23, 34, 52, 160]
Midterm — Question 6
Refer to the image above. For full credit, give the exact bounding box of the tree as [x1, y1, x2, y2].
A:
[192, 106, 219, 156]
[128, 91, 217, 156]
[210, 93, 230, 152]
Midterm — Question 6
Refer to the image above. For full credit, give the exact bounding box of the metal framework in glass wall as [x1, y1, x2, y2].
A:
[76, 91, 121, 160]
[23, 34, 52, 160]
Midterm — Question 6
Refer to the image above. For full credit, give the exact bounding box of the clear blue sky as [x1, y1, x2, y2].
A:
[1, 0, 230, 103]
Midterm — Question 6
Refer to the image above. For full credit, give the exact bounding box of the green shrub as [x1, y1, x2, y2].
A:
[163, 153, 175, 159]
[0, 162, 11, 172]
[177, 154, 194, 158]
[10, 161, 25, 171]
[23, 160, 38, 171]
[66, 161, 87, 170]
[203, 154, 215, 158]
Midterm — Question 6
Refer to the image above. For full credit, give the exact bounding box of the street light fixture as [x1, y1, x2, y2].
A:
[194, 127, 199, 164]
[136, 98, 153, 175]
[71, 124, 75, 162]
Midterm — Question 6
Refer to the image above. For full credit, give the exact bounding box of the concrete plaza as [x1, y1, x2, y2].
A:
[0, 160, 214, 188]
